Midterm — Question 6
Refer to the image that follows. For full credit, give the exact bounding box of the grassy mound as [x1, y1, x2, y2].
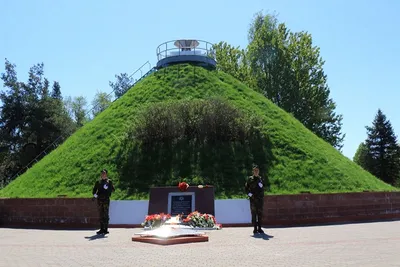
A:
[0, 64, 396, 199]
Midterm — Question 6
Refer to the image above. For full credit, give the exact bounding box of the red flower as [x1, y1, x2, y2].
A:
[178, 182, 189, 192]
[144, 213, 172, 223]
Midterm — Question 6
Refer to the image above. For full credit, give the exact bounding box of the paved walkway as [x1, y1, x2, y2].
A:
[1, 221, 400, 267]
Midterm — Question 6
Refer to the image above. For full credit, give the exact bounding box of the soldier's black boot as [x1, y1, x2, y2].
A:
[252, 213, 258, 234]
[257, 220, 264, 234]
[103, 222, 109, 235]
[253, 221, 258, 234]
[96, 223, 104, 235]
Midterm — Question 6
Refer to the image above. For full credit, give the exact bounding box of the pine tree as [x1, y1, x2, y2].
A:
[364, 109, 400, 185]
[51, 81, 62, 100]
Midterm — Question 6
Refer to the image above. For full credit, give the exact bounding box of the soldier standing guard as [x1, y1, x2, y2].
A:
[92, 169, 115, 235]
[245, 164, 265, 234]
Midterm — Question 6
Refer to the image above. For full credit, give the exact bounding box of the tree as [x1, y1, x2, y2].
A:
[51, 81, 62, 100]
[353, 142, 369, 170]
[49, 80, 76, 137]
[109, 73, 133, 98]
[363, 109, 400, 185]
[91, 91, 112, 117]
[0, 59, 28, 153]
[213, 42, 253, 87]
[18, 62, 75, 162]
[246, 11, 345, 150]
[0, 151, 17, 188]
[0, 58, 75, 186]
[0, 59, 29, 185]
[64, 96, 90, 127]
[213, 12, 345, 150]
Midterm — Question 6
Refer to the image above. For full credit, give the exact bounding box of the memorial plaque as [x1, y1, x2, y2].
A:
[148, 186, 214, 216]
[168, 192, 195, 216]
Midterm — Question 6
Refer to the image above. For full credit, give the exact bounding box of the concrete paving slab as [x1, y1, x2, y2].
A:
[1, 221, 400, 267]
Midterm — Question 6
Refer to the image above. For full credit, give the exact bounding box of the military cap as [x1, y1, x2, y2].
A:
[252, 164, 259, 169]
[101, 169, 108, 174]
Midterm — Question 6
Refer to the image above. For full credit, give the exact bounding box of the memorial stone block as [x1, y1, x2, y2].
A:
[148, 186, 215, 216]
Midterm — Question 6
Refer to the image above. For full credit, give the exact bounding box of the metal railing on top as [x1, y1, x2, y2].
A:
[156, 40, 216, 62]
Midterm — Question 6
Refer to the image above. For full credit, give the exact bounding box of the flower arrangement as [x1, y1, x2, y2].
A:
[141, 213, 171, 229]
[178, 182, 189, 192]
[182, 211, 222, 229]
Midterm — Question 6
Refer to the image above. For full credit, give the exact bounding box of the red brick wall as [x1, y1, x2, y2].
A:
[0, 198, 99, 228]
[1, 192, 400, 229]
[263, 192, 400, 226]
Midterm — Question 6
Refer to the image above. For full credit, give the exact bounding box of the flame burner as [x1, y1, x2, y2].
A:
[132, 217, 209, 245]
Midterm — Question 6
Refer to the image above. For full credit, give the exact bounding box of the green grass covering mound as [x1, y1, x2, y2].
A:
[0, 64, 396, 199]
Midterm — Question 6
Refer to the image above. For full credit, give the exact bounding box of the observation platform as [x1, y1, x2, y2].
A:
[156, 39, 217, 70]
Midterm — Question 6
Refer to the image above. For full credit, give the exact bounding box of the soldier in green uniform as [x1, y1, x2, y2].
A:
[245, 164, 265, 234]
[92, 169, 115, 235]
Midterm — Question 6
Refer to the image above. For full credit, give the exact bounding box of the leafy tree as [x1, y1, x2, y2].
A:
[91, 91, 112, 117]
[353, 142, 369, 170]
[0, 138, 14, 188]
[18, 63, 74, 163]
[213, 11, 345, 150]
[109, 73, 133, 98]
[0, 59, 27, 186]
[0, 152, 18, 188]
[213, 42, 253, 87]
[50, 80, 76, 136]
[246, 11, 345, 150]
[64, 96, 90, 127]
[0, 59, 28, 153]
[363, 109, 400, 185]
[0, 58, 75, 186]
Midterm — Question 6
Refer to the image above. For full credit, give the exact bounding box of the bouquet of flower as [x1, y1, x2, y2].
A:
[178, 182, 189, 192]
[182, 211, 222, 229]
[141, 213, 171, 229]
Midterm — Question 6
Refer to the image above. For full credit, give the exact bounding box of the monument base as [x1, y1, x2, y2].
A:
[131, 235, 209, 245]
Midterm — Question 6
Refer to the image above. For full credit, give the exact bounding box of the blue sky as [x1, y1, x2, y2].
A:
[1, 0, 399, 160]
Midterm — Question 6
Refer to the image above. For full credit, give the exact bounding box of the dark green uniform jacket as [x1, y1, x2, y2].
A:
[245, 175, 265, 206]
[92, 178, 115, 202]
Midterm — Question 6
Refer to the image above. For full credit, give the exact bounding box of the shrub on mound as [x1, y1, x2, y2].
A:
[116, 98, 273, 197]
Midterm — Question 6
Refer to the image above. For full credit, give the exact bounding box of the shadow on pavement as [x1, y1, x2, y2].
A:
[84, 234, 108, 241]
[251, 233, 274, 240]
